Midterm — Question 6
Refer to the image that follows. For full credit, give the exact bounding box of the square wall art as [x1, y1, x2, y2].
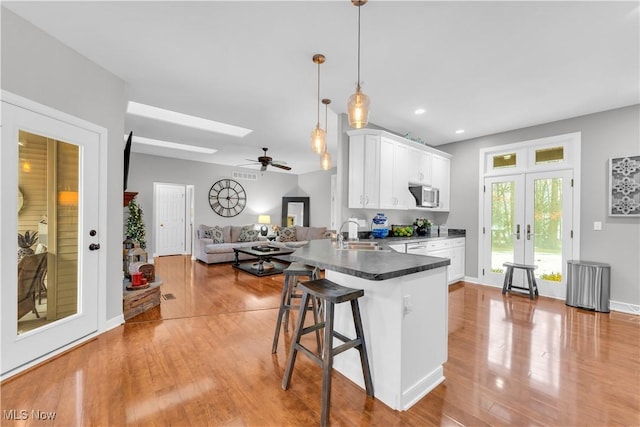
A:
[609, 155, 640, 217]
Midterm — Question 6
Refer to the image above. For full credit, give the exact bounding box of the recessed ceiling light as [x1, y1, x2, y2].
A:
[126, 101, 252, 137]
[455, 129, 465, 134]
[125, 134, 217, 154]
[414, 108, 426, 115]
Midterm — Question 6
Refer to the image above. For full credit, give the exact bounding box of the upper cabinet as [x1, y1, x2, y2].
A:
[347, 129, 452, 211]
[408, 148, 432, 186]
[431, 154, 451, 211]
[379, 137, 410, 209]
[348, 134, 380, 209]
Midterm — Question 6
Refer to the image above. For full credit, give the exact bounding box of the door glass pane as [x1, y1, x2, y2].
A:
[535, 147, 564, 164]
[491, 181, 515, 273]
[17, 130, 79, 334]
[533, 178, 563, 282]
[493, 153, 517, 169]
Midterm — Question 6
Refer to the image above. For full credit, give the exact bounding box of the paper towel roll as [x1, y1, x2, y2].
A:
[348, 218, 359, 240]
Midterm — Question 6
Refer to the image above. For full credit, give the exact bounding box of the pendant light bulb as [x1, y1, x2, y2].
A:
[320, 151, 332, 170]
[321, 98, 332, 170]
[348, 0, 370, 129]
[311, 54, 327, 154]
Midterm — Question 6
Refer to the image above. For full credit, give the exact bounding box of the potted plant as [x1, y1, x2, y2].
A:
[18, 230, 38, 261]
[413, 218, 432, 236]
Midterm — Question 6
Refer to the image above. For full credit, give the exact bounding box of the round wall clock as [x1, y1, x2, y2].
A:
[208, 179, 247, 217]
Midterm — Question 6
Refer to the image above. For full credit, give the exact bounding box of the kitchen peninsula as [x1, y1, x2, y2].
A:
[290, 239, 450, 411]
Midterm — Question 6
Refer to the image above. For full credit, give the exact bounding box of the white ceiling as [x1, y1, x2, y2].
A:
[4, 1, 639, 174]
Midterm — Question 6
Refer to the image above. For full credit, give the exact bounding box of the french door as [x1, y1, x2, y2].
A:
[483, 170, 573, 298]
[1, 97, 101, 376]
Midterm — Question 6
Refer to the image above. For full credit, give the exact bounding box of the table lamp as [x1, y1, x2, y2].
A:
[258, 215, 271, 236]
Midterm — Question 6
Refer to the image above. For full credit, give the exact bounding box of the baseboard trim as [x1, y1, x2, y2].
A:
[463, 276, 639, 316]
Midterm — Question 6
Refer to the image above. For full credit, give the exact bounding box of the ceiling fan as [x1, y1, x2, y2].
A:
[240, 147, 291, 171]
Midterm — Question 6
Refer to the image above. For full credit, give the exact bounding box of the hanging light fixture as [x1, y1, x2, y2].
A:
[310, 53, 327, 154]
[347, 0, 370, 129]
[320, 98, 332, 170]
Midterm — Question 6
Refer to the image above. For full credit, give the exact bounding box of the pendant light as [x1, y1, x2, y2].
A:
[320, 98, 332, 170]
[347, 0, 370, 129]
[311, 54, 327, 154]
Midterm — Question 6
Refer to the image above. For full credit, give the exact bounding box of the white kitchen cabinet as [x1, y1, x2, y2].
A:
[347, 129, 451, 211]
[408, 148, 432, 186]
[379, 137, 409, 210]
[431, 155, 450, 211]
[348, 134, 380, 209]
[406, 237, 465, 284]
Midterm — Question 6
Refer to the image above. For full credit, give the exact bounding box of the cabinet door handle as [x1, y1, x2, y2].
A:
[527, 224, 531, 240]
[515, 224, 521, 240]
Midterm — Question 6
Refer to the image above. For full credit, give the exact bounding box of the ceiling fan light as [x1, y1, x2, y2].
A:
[320, 150, 332, 170]
[310, 125, 326, 154]
[347, 88, 370, 129]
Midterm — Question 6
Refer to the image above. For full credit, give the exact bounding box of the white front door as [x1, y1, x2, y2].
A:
[154, 183, 186, 257]
[1, 99, 101, 376]
[482, 170, 573, 298]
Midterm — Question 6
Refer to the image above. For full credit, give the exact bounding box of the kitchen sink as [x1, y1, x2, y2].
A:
[333, 241, 389, 251]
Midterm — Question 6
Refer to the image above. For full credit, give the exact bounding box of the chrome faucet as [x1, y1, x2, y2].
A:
[337, 220, 360, 249]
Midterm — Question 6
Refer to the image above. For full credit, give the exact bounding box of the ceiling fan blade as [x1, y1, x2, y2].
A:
[271, 163, 292, 171]
[272, 160, 288, 165]
[237, 162, 259, 167]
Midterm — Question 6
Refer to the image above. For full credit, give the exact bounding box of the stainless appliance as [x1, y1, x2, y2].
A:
[409, 185, 439, 208]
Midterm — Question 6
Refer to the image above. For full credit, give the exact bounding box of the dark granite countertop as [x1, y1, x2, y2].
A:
[290, 239, 450, 281]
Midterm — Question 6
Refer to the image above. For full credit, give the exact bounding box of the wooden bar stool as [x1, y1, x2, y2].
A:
[281, 278, 374, 427]
[272, 262, 321, 354]
[502, 262, 539, 300]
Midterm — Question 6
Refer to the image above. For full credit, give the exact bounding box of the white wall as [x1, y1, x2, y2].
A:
[298, 168, 334, 228]
[1, 9, 126, 322]
[439, 105, 640, 308]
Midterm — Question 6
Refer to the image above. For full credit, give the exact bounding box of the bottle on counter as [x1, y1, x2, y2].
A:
[371, 213, 389, 238]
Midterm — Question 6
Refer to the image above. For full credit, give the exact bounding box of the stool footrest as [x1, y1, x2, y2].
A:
[294, 343, 323, 368]
[332, 338, 362, 357]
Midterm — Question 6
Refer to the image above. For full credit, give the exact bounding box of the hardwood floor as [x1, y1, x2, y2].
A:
[2, 255, 639, 426]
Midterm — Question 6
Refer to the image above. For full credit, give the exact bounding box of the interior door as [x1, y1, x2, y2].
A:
[482, 170, 573, 298]
[2, 100, 100, 376]
[154, 183, 186, 256]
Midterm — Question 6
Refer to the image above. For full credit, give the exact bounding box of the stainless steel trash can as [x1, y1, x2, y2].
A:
[566, 260, 611, 313]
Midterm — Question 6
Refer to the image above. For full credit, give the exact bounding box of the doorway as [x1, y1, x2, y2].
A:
[479, 133, 581, 299]
[1, 93, 106, 377]
[153, 182, 194, 257]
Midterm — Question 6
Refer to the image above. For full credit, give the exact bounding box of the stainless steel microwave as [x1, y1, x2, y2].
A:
[409, 185, 440, 208]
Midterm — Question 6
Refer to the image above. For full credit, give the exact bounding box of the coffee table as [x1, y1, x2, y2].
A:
[232, 246, 295, 276]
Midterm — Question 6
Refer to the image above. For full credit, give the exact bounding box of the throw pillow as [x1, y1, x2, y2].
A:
[210, 226, 225, 244]
[237, 225, 260, 242]
[202, 226, 225, 244]
[279, 226, 297, 242]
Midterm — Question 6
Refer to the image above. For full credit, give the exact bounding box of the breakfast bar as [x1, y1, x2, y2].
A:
[291, 239, 450, 411]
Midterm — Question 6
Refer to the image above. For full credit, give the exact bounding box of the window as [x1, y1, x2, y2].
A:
[493, 153, 517, 169]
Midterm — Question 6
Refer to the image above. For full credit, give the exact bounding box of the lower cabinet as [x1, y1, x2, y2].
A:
[405, 238, 465, 284]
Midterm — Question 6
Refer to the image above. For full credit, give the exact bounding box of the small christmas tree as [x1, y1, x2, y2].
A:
[126, 198, 146, 249]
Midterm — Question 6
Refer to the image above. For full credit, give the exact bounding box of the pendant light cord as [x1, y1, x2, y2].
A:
[357, 3, 361, 90]
[317, 60, 321, 126]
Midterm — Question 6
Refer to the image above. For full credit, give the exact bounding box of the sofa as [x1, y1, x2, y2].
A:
[195, 224, 330, 264]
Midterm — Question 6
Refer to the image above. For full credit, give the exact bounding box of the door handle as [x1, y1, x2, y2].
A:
[89, 243, 101, 251]
[515, 224, 521, 240]
[527, 224, 531, 240]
